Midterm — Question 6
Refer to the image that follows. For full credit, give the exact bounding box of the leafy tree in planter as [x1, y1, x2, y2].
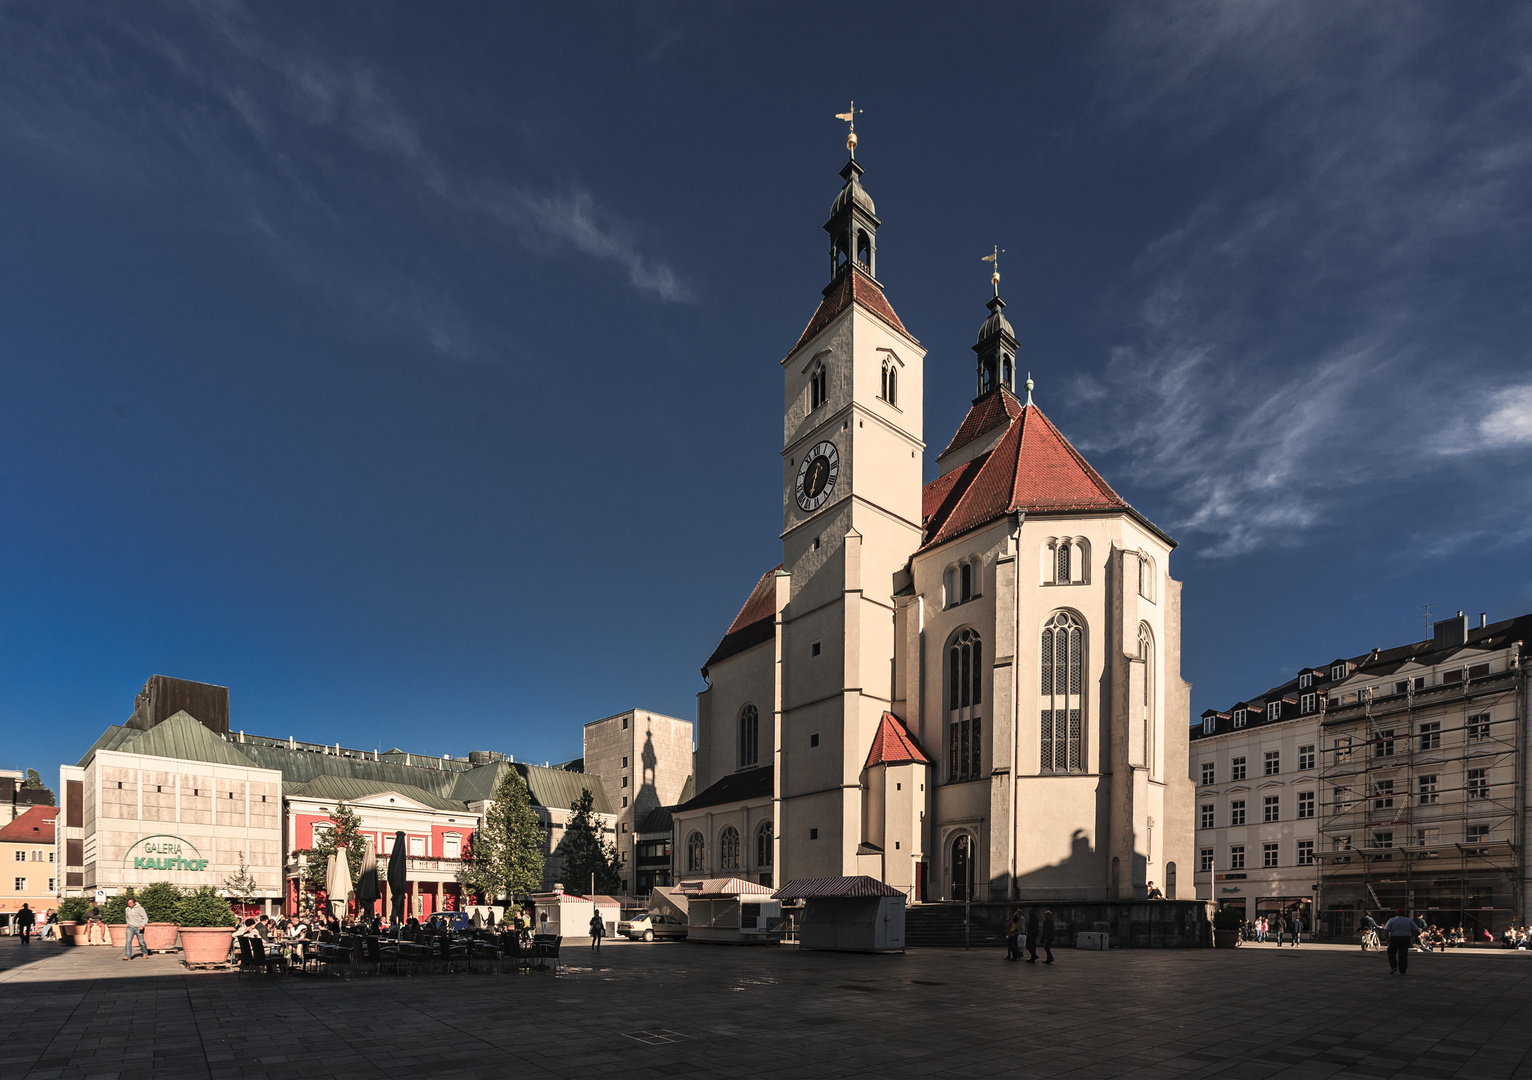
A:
[458, 767, 544, 903]
[136, 881, 184, 923]
[292, 801, 368, 903]
[175, 886, 236, 928]
[559, 788, 624, 896]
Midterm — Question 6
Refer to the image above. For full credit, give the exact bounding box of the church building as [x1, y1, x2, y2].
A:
[673, 130, 1194, 904]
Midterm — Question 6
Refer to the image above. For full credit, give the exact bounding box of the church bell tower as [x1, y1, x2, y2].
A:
[774, 115, 927, 883]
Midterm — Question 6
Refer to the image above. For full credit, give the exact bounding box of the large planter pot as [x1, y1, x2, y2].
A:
[59, 921, 79, 945]
[108, 923, 127, 948]
[179, 926, 234, 966]
[145, 922, 179, 951]
[1213, 929, 1242, 949]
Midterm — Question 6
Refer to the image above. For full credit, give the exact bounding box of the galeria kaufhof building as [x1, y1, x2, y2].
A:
[57, 676, 621, 917]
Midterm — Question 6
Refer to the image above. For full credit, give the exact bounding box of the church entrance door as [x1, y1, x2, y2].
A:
[950, 833, 975, 902]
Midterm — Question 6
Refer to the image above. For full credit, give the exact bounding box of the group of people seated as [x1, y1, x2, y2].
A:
[1499, 926, 1532, 949]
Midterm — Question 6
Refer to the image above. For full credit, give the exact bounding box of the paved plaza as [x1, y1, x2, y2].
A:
[2, 938, 1530, 1080]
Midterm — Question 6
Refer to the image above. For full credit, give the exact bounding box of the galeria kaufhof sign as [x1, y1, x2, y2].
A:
[123, 835, 210, 872]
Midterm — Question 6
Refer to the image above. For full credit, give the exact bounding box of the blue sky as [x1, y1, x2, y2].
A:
[2, 3, 1530, 780]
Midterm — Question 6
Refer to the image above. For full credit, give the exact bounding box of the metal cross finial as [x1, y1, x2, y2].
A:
[835, 101, 862, 151]
[981, 245, 1005, 293]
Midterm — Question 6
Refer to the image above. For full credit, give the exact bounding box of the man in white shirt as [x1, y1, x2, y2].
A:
[1384, 910, 1418, 974]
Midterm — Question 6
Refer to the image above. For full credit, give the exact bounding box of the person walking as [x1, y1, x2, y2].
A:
[123, 898, 149, 960]
[1384, 909, 1417, 975]
[1039, 910, 1057, 964]
[1004, 909, 1021, 961]
[1024, 908, 1040, 963]
[1292, 912, 1304, 946]
[15, 903, 34, 944]
[589, 911, 605, 952]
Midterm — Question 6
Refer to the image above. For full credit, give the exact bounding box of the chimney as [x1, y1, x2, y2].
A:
[1433, 612, 1468, 652]
[1479, 612, 1487, 629]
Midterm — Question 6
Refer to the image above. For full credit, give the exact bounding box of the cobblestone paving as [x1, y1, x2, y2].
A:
[2, 937, 1529, 1079]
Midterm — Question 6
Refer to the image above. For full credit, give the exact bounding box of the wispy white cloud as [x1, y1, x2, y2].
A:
[0, 4, 692, 361]
[1084, 3, 1532, 557]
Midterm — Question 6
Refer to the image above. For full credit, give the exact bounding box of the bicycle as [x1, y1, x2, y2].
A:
[1360, 928, 1380, 951]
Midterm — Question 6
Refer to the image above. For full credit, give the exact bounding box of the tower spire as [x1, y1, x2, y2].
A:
[824, 103, 880, 288]
[972, 247, 1018, 397]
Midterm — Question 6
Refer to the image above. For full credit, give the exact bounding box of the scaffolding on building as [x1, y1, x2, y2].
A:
[1315, 655, 1524, 940]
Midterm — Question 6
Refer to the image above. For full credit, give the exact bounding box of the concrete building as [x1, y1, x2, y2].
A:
[1, 806, 59, 929]
[1190, 611, 1531, 938]
[684, 135, 1193, 903]
[582, 708, 693, 893]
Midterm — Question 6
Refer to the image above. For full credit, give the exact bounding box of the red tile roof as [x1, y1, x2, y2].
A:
[920, 396, 1136, 551]
[938, 387, 1024, 459]
[0, 805, 56, 844]
[785, 271, 914, 362]
[703, 565, 782, 670]
[863, 712, 931, 769]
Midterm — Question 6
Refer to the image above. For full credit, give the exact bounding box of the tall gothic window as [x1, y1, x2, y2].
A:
[756, 821, 773, 868]
[1056, 542, 1071, 584]
[739, 704, 759, 768]
[1139, 623, 1155, 774]
[881, 360, 898, 405]
[719, 826, 741, 871]
[810, 363, 827, 410]
[1040, 611, 1085, 773]
[948, 629, 983, 782]
[686, 831, 705, 873]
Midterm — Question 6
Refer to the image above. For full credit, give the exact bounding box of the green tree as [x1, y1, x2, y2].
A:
[292, 801, 368, 900]
[559, 787, 624, 896]
[458, 767, 544, 903]
[223, 851, 261, 911]
[22, 769, 55, 805]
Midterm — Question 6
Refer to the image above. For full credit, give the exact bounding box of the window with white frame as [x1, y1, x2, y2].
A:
[13, 877, 23, 890]
[1200, 762, 1215, 786]
[1230, 800, 1246, 826]
[408, 835, 425, 856]
[1418, 721, 1441, 752]
[1264, 751, 1280, 776]
[443, 833, 461, 859]
[1199, 848, 1214, 872]
[1233, 709, 1247, 728]
[1416, 827, 1439, 848]
[1266, 701, 1282, 722]
[1262, 843, 1279, 868]
[1300, 693, 1316, 714]
[1297, 791, 1315, 819]
[1231, 757, 1247, 781]
[1199, 804, 1214, 829]
[1296, 840, 1314, 865]
[1202, 716, 1215, 735]
[1299, 673, 1312, 689]
[1263, 796, 1279, 822]
[1228, 845, 1245, 870]
[1332, 835, 1352, 851]
[1298, 745, 1315, 770]
[1467, 769, 1488, 799]
[1331, 664, 1346, 680]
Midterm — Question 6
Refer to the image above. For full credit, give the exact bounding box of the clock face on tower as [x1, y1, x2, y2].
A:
[795, 441, 840, 512]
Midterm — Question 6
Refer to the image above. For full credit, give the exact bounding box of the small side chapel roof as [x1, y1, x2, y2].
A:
[863, 712, 931, 770]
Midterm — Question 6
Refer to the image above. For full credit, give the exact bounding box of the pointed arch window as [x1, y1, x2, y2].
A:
[686, 831, 705, 873]
[1138, 623, 1155, 775]
[1040, 611, 1085, 773]
[719, 826, 741, 871]
[881, 359, 898, 406]
[810, 362, 827, 410]
[947, 629, 983, 782]
[756, 821, 773, 868]
[739, 704, 759, 768]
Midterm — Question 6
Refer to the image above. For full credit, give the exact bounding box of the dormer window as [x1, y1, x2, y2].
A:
[1232, 708, 1247, 727]
[1331, 664, 1346, 680]
[1201, 716, 1214, 735]
[1267, 701, 1281, 722]
[1301, 693, 1316, 714]
[1299, 673, 1312, 689]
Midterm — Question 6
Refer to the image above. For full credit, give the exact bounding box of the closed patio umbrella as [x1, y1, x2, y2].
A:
[328, 846, 352, 921]
[356, 838, 380, 923]
[387, 830, 407, 926]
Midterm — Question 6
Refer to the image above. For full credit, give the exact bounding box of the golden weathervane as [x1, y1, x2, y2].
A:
[835, 101, 862, 151]
[981, 245, 1005, 291]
